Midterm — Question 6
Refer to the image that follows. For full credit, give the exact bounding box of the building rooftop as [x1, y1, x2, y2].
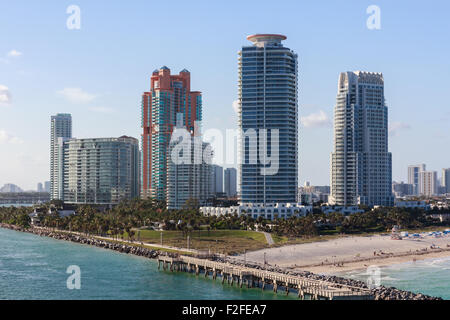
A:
[247, 34, 286, 41]
[246, 34, 287, 48]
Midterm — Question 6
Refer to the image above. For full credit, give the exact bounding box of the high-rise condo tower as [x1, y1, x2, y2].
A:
[330, 71, 393, 207]
[141, 67, 202, 201]
[408, 164, 426, 195]
[50, 113, 72, 200]
[238, 34, 298, 204]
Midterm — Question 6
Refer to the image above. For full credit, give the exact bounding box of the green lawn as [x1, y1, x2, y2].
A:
[125, 229, 269, 255]
[118, 225, 450, 255]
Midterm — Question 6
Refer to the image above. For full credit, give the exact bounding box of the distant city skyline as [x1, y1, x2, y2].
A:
[1, 1, 450, 190]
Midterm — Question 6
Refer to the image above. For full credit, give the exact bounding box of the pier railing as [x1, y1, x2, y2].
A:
[157, 255, 373, 300]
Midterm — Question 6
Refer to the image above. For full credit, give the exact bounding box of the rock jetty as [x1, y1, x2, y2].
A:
[211, 257, 442, 300]
[0, 223, 167, 259]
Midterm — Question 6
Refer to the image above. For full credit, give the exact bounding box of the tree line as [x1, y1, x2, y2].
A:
[0, 199, 448, 239]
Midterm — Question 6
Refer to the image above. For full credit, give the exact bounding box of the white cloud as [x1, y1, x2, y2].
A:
[0, 85, 12, 106]
[57, 87, 97, 103]
[7, 50, 22, 57]
[0, 130, 23, 144]
[301, 110, 331, 128]
[89, 106, 114, 114]
[389, 122, 411, 136]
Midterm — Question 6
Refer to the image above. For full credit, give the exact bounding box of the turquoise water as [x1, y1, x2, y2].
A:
[0, 228, 294, 300]
[341, 258, 450, 299]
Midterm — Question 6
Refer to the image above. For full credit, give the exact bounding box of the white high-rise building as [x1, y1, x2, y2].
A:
[166, 114, 212, 210]
[50, 113, 72, 200]
[224, 168, 237, 197]
[330, 71, 393, 207]
[408, 164, 426, 195]
[419, 171, 437, 197]
[62, 136, 140, 205]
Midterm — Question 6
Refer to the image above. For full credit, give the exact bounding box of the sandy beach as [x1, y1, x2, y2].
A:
[240, 233, 450, 274]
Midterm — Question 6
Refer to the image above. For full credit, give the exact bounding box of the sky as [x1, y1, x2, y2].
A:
[1, 0, 449, 190]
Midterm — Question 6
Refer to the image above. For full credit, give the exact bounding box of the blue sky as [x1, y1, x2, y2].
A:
[1, 0, 449, 190]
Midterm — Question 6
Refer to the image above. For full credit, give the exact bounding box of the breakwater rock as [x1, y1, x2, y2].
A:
[211, 257, 442, 300]
[0, 223, 171, 259]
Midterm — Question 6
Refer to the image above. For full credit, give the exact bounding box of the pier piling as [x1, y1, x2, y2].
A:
[157, 255, 374, 300]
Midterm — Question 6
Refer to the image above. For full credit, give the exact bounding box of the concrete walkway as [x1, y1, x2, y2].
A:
[94, 235, 200, 254]
[263, 232, 274, 245]
[35, 226, 200, 254]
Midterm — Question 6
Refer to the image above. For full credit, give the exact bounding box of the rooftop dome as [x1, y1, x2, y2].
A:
[180, 68, 190, 73]
[247, 34, 287, 47]
[160, 66, 170, 70]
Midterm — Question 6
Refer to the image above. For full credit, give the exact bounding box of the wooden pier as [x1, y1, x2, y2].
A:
[157, 255, 373, 300]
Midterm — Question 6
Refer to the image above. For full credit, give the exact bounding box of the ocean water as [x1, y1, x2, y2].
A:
[341, 258, 450, 299]
[0, 228, 294, 300]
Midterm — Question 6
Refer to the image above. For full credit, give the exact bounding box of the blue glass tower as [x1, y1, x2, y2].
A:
[238, 34, 298, 204]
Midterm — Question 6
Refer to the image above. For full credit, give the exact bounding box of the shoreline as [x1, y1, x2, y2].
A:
[243, 233, 450, 275]
[300, 250, 450, 274]
[0, 224, 443, 300]
[0, 223, 167, 259]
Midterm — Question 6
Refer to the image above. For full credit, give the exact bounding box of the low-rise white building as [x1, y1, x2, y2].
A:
[395, 200, 430, 210]
[200, 203, 312, 220]
[429, 213, 450, 222]
[430, 201, 449, 210]
[320, 206, 364, 215]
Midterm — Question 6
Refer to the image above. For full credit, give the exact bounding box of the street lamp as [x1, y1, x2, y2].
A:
[264, 252, 267, 269]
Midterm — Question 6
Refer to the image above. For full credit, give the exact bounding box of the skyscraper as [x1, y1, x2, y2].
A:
[50, 113, 72, 200]
[419, 171, 437, 197]
[442, 168, 450, 194]
[37, 183, 44, 193]
[141, 67, 202, 201]
[224, 168, 237, 197]
[167, 117, 213, 210]
[63, 136, 139, 205]
[408, 164, 426, 195]
[238, 34, 298, 204]
[44, 181, 50, 193]
[330, 71, 393, 207]
[211, 165, 224, 195]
